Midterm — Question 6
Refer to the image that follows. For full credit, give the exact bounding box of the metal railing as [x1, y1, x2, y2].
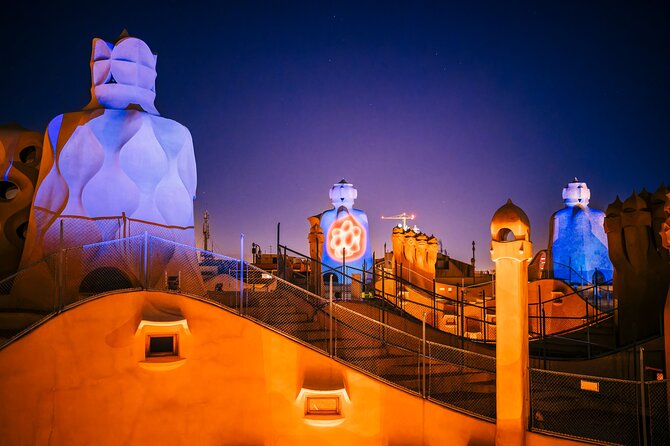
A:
[545, 260, 613, 286]
[530, 368, 645, 445]
[275, 244, 615, 353]
[647, 380, 670, 445]
[0, 234, 497, 422]
[2, 234, 667, 445]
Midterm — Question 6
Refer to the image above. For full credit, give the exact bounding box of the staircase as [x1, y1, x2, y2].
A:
[0, 235, 498, 422]
[0, 310, 51, 344]
[233, 278, 497, 420]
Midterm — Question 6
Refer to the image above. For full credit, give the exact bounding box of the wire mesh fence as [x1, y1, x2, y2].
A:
[0, 254, 59, 314]
[530, 368, 642, 445]
[6, 233, 668, 445]
[245, 262, 330, 354]
[333, 304, 423, 395]
[647, 380, 670, 445]
[275, 244, 614, 350]
[62, 235, 144, 307]
[427, 341, 496, 421]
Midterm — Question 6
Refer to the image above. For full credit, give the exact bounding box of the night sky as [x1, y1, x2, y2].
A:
[1, 1, 668, 267]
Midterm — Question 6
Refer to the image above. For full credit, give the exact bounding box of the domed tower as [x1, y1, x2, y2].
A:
[490, 199, 532, 446]
[20, 32, 197, 268]
[548, 179, 613, 284]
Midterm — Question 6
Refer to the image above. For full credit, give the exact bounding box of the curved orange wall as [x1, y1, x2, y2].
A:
[0, 291, 495, 445]
[0, 291, 586, 445]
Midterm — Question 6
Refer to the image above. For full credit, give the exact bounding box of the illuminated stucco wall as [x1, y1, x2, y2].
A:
[0, 291, 494, 445]
[319, 180, 372, 282]
[0, 291, 584, 446]
[548, 180, 613, 284]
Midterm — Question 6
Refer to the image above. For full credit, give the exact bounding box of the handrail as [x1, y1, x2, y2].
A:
[0, 234, 660, 444]
[1, 234, 501, 421]
[276, 243, 615, 346]
[543, 260, 613, 286]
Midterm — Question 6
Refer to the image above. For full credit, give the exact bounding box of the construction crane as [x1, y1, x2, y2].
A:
[381, 212, 415, 230]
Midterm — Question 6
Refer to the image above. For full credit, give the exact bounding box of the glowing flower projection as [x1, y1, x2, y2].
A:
[327, 212, 366, 261]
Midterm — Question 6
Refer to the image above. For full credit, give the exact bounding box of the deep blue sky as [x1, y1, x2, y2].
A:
[1, 1, 668, 266]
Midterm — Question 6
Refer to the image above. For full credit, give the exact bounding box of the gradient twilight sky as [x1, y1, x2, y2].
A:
[1, 1, 668, 267]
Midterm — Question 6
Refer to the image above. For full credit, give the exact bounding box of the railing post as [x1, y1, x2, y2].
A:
[121, 211, 127, 238]
[371, 254, 376, 299]
[58, 220, 64, 311]
[639, 347, 648, 446]
[362, 259, 367, 295]
[593, 268, 602, 316]
[542, 308, 548, 368]
[143, 231, 148, 289]
[329, 274, 334, 357]
[341, 247, 346, 297]
[276, 222, 280, 278]
[483, 289, 487, 342]
[536, 284, 542, 338]
[586, 293, 591, 359]
[422, 312, 427, 398]
[240, 233, 244, 314]
[433, 279, 439, 328]
[381, 263, 386, 334]
[460, 289, 465, 341]
[397, 262, 401, 307]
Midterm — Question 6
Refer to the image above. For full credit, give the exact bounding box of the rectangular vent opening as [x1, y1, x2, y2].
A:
[147, 334, 178, 357]
[305, 396, 340, 416]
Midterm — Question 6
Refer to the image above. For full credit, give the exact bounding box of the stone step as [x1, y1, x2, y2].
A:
[246, 304, 298, 316]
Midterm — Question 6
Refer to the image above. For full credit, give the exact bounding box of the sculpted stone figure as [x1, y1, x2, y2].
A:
[317, 180, 372, 283]
[0, 125, 43, 279]
[390, 225, 438, 289]
[548, 179, 613, 284]
[21, 32, 197, 268]
[605, 186, 670, 344]
[12, 32, 199, 306]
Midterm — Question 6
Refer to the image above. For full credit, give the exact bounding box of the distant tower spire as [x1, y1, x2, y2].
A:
[471, 240, 476, 268]
[203, 210, 210, 251]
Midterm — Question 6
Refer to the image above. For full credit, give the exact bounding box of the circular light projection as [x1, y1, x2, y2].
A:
[0, 181, 19, 200]
[327, 214, 366, 261]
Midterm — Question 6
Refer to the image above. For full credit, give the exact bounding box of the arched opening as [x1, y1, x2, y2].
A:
[592, 270, 605, 286]
[0, 181, 19, 200]
[19, 146, 38, 165]
[79, 267, 133, 295]
[323, 272, 339, 284]
[496, 228, 516, 242]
